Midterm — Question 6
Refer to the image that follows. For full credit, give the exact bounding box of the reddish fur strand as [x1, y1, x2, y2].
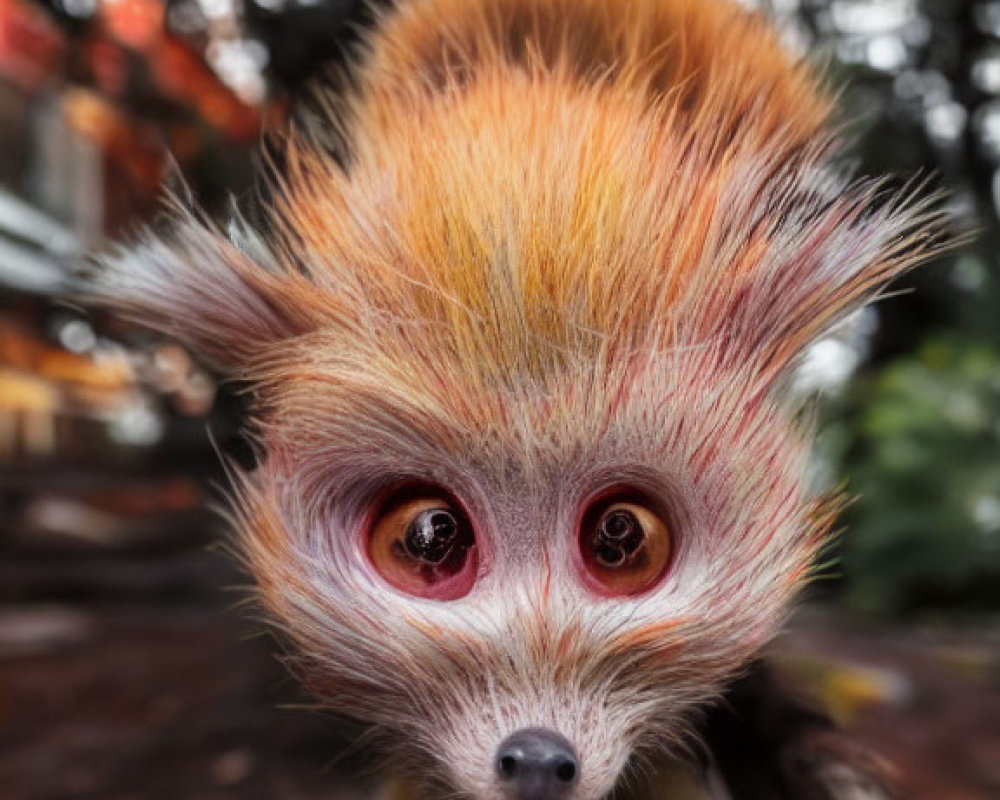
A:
[94, 1, 946, 798]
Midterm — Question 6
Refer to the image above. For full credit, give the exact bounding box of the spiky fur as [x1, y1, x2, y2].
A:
[96, 0, 944, 797]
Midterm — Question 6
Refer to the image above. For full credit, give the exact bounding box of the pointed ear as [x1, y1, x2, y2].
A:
[708, 173, 951, 385]
[93, 206, 328, 370]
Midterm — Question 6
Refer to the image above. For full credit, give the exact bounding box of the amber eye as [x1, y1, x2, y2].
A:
[367, 490, 479, 599]
[578, 492, 672, 595]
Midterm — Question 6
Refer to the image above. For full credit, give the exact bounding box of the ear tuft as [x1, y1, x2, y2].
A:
[92, 200, 325, 371]
[706, 165, 952, 384]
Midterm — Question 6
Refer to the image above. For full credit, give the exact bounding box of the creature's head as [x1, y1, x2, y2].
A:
[96, 1, 945, 797]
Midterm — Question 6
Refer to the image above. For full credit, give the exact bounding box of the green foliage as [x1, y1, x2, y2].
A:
[786, 0, 1000, 617]
[832, 335, 1000, 615]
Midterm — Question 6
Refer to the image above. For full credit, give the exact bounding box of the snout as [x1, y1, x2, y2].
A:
[494, 727, 579, 800]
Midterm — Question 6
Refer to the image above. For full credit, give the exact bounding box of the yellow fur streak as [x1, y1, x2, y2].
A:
[94, 2, 947, 798]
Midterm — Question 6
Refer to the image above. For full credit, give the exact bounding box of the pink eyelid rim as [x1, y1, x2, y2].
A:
[360, 481, 484, 600]
[571, 484, 675, 598]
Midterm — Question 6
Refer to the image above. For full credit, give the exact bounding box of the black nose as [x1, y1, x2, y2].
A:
[495, 727, 579, 799]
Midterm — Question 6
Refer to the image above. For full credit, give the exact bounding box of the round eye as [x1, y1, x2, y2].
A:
[367, 489, 479, 599]
[578, 492, 672, 596]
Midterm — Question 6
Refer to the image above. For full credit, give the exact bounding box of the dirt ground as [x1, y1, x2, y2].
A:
[1, 535, 998, 800]
[775, 612, 1000, 800]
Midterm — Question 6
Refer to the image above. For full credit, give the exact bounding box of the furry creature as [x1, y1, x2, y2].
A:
[97, 0, 945, 797]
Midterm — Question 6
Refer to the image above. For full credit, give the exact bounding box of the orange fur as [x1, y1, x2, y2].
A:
[94, 1, 948, 798]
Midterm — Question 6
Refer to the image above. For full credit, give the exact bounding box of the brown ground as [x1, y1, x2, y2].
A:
[775, 612, 1000, 800]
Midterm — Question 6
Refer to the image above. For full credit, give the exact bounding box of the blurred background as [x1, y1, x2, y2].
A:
[0, 0, 997, 798]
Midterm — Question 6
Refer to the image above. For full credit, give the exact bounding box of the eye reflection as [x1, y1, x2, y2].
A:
[578, 491, 673, 596]
[592, 506, 646, 567]
[368, 489, 478, 600]
[401, 507, 462, 564]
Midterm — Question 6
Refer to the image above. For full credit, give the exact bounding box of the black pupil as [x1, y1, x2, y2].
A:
[404, 508, 461, 565]
[593, 508, 645, 567]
